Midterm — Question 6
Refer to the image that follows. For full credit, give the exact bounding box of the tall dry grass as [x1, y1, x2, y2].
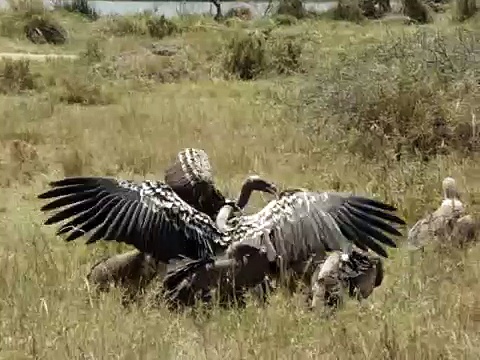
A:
[0, 2, 479, 359]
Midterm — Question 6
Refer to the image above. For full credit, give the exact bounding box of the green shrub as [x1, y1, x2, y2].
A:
[275, 0, 306, 19]
[300, 29, 480, 161]
[402, 0, 433, 23]
[0, 59, 39, 94]
[222, 30, 303, 80]
[99, 13, 178, 39]
[453, 0, 477, 21]
[59, 0, 99, 21]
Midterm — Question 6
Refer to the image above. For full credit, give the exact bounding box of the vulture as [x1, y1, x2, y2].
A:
[310, 249, 384, 311]
[407, 176, 478, 252]
[41, 148, 278, 304]
[159, 188, 406, 308]
[37, 163, 406, 308]
[86, 173, 278, 303]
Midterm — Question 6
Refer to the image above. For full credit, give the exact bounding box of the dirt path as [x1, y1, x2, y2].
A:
[0, 52, 79, 61]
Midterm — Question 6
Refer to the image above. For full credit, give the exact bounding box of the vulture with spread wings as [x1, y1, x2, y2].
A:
[37, 148, 278, 264]
[79, 148, 276, 303]
[38, 171, 406, 307]
[160, 189, 406, 307]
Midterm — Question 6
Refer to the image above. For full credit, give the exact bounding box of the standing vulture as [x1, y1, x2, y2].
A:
[407, 177, 478, 252]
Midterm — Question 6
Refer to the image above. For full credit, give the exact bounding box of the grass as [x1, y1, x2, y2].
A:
[0, 1, 479, 358]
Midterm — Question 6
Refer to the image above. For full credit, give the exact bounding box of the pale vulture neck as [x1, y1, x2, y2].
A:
[443, 188, 459, 201]
[215, 179, 253, 231]
[216, 205, 234, 231]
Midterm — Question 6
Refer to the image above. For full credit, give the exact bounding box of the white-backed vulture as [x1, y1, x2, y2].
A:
[47, 148, 277, 303]
[38, 181, 405, 308]
[85, 174, 278, 303]
[159, 188, 405, 308]
[408, 176, 478, 252]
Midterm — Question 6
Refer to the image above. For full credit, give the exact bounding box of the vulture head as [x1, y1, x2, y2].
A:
[442, 177, 460, 201]
[244, 175, 278, 196]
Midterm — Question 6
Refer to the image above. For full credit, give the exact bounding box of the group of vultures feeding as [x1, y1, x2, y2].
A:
[37, 148, 478, 313]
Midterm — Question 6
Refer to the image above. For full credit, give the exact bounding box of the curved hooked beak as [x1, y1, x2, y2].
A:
[265, 183, 278, 197]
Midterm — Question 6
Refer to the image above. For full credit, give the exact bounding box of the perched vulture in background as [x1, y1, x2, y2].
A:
[408, 176, 478, 252]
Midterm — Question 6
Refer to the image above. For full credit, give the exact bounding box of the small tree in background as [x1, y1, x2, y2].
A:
[453, 0, 477, 21]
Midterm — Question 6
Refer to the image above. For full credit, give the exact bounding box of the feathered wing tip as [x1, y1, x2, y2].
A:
[37, 176, 225, 263]
[37, 177, 118, 227]
[38, 176, 104, 199]
[348, 195, 401, 213]
[335, 195, 406, 257]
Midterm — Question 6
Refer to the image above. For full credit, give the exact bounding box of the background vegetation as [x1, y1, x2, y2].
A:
[0, 0, 479, 358]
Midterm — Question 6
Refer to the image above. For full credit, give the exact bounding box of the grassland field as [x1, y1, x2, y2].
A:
[0, 1, 479, 359]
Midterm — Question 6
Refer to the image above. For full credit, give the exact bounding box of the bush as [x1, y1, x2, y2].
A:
[222, 30, 303, 80]
[51, 69, 114, 105]
[58, 0, 99, 21]
[24, 15, 68, 44]
[402, 0, 433, 23]
[99, 13, 178, 39]
[332, 0, 366, 22]
[453, 0, 477, 21]
[0, 0, 67, 43]
[80, 38, 105, 64]
[269, 35, 303, 75]
[275, 0, 307, 19]
[272, 14, 298, 26]
[0, 59, 39, 94]
[225, 6, 254, 20]
[222, 30, 268, 80]
[300, 29, 480, 161]
[146, 15, 178, 39]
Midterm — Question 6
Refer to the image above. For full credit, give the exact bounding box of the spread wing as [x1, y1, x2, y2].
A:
[225, 191, 406, 261]
[37, 176, 230, 263]
[164, 148, 227, 219]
